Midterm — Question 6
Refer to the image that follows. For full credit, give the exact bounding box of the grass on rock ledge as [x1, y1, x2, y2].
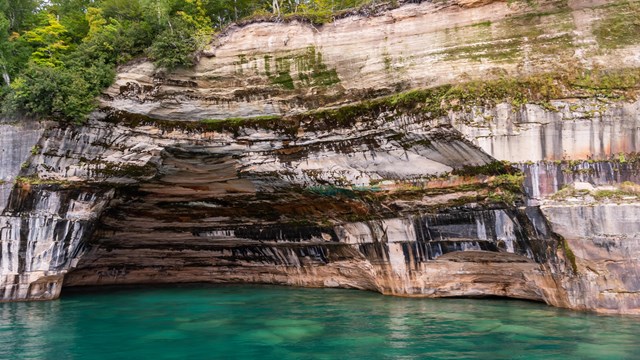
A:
[551, 181, 640, 202]
[14, 176, 71, 187]
[105, 67, 640, 134]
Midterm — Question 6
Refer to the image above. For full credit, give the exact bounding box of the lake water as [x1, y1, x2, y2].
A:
[0, 285, 637, 359]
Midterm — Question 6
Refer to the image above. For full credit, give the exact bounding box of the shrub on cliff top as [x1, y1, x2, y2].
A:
[3, 63, 97, 122]
[0, 0, 389, 123]
[147, 17, 207, 70]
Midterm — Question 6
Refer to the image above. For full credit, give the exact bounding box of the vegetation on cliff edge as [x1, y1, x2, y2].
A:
[0, 0, 633, 124]
[297, 67, 640, 131]
[0, 0, 384, 123]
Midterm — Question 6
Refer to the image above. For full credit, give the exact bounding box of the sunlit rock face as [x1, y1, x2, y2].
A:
[518, 159, 640, 200]
[2, 0, 640, 315]
[65, 208, 564, 305]
[1, 112, 507, 302]
[0, 107, 595, 311]
[102, 0, 640, 120]
[452, 100, 640, 163]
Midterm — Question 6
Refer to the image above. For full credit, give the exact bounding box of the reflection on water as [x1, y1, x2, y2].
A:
[1, 285, 639, 359]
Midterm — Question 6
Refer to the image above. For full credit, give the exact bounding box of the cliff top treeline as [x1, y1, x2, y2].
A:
[0, 0, 376, 123]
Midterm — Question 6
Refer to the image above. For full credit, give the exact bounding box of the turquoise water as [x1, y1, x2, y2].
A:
[0, 285, 638, 359]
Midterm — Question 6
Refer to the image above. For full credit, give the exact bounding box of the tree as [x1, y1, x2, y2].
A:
[147, 17, 200, 69]
[146, 0, 213, 69]
[0, 0, 39, 32]
[23, 13, 72, 67]
[0, 11, 33, 86]
[4, 63, 95, 122]
[204, 0, 269, 28]
[77, 8, 145, 65]
[48, 0, 93, 41]
[99, 0, 145, 21]
[0, 12, 12, 85]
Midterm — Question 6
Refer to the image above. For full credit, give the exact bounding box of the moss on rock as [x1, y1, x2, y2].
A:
[593, 1, 640, 49]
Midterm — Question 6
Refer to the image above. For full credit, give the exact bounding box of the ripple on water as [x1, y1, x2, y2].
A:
[0, 285, 639, 360]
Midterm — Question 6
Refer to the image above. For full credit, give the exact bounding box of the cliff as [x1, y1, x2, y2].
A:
[2, 0, 640, 314]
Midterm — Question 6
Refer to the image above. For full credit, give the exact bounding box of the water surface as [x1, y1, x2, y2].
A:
[0, 285, 637, 359]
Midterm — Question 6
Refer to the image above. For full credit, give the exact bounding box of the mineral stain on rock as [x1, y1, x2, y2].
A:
[2, 0, 640, 315]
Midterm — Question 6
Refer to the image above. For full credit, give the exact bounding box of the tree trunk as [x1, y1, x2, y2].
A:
[2, 69, 10, 86]
[273, 0, 281, 16]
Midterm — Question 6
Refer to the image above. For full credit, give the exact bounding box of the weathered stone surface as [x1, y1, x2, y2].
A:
[519, 159, 640, 200]
[2, 0, 640, 316]
[2, 113, 579, 309]
[103, 0, 640, 121]
[0, 186, 113, 301]
[0, 122, 44, 211]
[1, 104, 638, 313]
[453, 100, 640, 162]
[542, 203, 640, 314]
[64, 208, 565, 307]
[1, 110, 500, 302]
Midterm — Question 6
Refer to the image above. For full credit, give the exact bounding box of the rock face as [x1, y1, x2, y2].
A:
[0, 123, 44, 210]
[452, 100, 640, 163]
[542, 203, 640, 313]
[2, 0, 640, 314]
[103, 0, 639, 120]
[3, 115, 573, 307]
[0, 186, 113, 300]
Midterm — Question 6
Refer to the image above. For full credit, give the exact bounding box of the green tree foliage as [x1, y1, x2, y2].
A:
[148, 18, 201, 69]
[0, 0, 39, 31]
[0, 13, 32, 87]
[205, 0, 264, 27]
[76, 8, 152, 65]
[269, 0, 373, 22]
[23, 13, 72, 67]
[4, 63, 95, 122]
[0, 0, 377, 123]
[48, 0, 93, 42]
[147, 0, 213, 69]
[0, 12, 13, 86]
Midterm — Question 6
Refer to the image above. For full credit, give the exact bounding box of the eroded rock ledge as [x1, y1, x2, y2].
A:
[103, 0, 640, 120]
[2, 0, 640, 315]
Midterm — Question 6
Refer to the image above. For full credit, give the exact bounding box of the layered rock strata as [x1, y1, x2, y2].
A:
[1, 0, 640, 315]
[542, 202, 640, 313]
[2, 114, 572, 306]
[103, 0, 640, 120]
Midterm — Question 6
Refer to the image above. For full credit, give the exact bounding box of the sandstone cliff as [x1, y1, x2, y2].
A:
[2, 0, 640, 314]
